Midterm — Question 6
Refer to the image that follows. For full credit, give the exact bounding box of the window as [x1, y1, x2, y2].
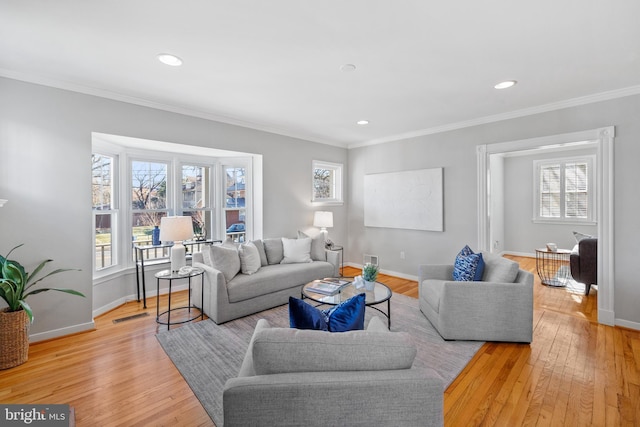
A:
[92, 153, 118, 270]
[312, 160, 343, 204]
[131, 160, 169, 258]
[181, 164, 213, 241]
[534, 156, 595, 223]
[224, 166, 246, 242]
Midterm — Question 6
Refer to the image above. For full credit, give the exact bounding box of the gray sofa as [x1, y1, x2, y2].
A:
[192, 236, 339, 324]
[223, 316, 444, 427]
[419, 252, 534, 343]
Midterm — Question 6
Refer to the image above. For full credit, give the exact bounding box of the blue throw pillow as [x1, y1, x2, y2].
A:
[289, 294, 366, 332]
[452, 245, 485, 281]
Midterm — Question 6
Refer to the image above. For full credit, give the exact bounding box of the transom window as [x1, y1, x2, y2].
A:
[534, 156, 596, 223]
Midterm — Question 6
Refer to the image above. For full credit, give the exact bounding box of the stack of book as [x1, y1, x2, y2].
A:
[306, 278, 350, 295]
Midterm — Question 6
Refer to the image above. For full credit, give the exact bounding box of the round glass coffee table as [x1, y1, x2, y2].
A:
[301, 279, 393, 328]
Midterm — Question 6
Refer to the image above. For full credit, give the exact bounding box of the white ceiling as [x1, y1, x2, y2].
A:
[2, 1, 640, 148]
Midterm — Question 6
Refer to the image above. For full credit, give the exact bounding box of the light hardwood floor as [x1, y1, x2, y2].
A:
[1, 257, 638, 426]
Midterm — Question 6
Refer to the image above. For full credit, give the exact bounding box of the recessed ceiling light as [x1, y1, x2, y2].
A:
[357, 120, 369, 125]
[494, 80, 517, 89]
[340, 64, 356, 72]
[157, 53, 183, 67]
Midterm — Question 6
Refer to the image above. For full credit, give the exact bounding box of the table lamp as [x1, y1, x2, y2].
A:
[313, 211, 333, 240]
[159, 216, 194, 272]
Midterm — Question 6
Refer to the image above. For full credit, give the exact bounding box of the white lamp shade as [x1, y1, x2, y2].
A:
[159, 216, 194, 242]
[313, 211, 333, 229]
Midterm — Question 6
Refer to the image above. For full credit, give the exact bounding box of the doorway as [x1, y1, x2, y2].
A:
[476, 127, 615, 325]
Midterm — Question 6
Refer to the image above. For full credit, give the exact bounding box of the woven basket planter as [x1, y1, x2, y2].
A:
[0, 308, 30, 369]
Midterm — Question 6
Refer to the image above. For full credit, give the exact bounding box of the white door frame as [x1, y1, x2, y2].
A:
[476, 126, 615, 326]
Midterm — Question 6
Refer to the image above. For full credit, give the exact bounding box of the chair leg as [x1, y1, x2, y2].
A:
[585, 283, 592, 295]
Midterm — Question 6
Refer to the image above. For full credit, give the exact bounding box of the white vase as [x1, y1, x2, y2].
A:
[364, 280, 375, 291]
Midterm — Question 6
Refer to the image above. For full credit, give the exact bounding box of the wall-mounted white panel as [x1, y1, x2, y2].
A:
[364, 168, 443, 231]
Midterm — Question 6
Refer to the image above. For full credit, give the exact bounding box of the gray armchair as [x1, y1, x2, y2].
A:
[418, 252, 534, 343]
[223, 317, 444, 426]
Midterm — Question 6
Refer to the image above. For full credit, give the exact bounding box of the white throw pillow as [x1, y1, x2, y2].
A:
[239, 241, 262, 275]
[297, 230, 325, 261]
[280, 237, 312, 264]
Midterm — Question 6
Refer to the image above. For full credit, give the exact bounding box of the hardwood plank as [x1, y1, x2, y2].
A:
[1, 258, 639, 426]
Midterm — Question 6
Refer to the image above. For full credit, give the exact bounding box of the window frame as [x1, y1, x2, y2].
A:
[92, 152, 119, 273]
[533, 155, 596, 224]
[311, 160, 343, 205]
[179, 162, 215, 241]
[222, 161, 251, 243]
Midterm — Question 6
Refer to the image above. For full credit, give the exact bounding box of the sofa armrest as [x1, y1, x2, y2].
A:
[223, 369, 443, 427]
[419, 264, 454, 283]
[325, 249, 340, 276]
[438, 270, 534, 342]
[191, 260, 230, 323]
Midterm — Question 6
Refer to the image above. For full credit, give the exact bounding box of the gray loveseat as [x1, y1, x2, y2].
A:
[223, 316, 444, 426]
[192, 235, 339, 324]
[419, 252, 534, 343]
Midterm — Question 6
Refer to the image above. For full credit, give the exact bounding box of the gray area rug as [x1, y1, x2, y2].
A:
[156, 293, 484, 426]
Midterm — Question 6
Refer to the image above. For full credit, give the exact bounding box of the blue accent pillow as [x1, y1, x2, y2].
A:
[289, 294, 366, 332]
[452, 245, 485, 281]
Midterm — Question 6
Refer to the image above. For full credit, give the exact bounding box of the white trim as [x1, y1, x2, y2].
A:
[349, 86, 640, 148]
[92, 284, 190, 318]
[0, 69, 343, 148]
[29, 321, 96, 343]
[477, 126, 615, 326]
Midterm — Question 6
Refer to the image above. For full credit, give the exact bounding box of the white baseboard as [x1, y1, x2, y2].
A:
[615, 317, 640, 331]
[92, 283, 190, 318]
[501, 250, 536, 258]
[345, 262, 418, 282]
[30, 321, 95, 343]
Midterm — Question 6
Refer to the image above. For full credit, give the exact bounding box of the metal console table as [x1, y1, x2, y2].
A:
[134, 240, 218, 308]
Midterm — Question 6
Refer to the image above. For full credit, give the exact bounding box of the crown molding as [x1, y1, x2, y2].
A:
[3, 68, 639, 151]
[0, 69, 345, 148]
[348, 85, 640, 149]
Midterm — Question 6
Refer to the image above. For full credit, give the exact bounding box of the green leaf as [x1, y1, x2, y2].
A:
[24, 287, 86, 298]
[19, 300, 34, 323]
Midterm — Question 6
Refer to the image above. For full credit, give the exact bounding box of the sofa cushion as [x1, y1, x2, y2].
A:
[226, 261, 335, 303]
[479, 251, 519, 283]
[289, 294, 365, 332]
[251, 239, 269, 266]
[263, 238, 284, 265]
[452, 245, 484, 281]
[573, 231, 595, 242]
[238, 241, 262, 275]
[281, 237, 313, 264]
[207, 244, 241, 282]
[298, 230, 326, 261]
[251, 322, 416, 375]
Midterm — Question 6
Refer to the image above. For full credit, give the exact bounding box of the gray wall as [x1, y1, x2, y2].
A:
[348, 94, 640, 327]
[502, 147, 598, 253]
[0, 77, 347, 339]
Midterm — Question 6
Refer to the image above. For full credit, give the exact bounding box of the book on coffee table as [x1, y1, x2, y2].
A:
[306, 279, 349, 295]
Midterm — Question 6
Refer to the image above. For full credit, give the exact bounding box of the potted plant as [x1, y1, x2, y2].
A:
[362, 263, 379, 290]
[0, 244, 85, 369]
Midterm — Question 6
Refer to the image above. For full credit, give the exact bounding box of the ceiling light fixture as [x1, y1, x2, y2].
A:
[157, 53, 183, 67]
[340, 64, 356, 72]
[494, 80, 517, 89]
[357, 120, 369, 125]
